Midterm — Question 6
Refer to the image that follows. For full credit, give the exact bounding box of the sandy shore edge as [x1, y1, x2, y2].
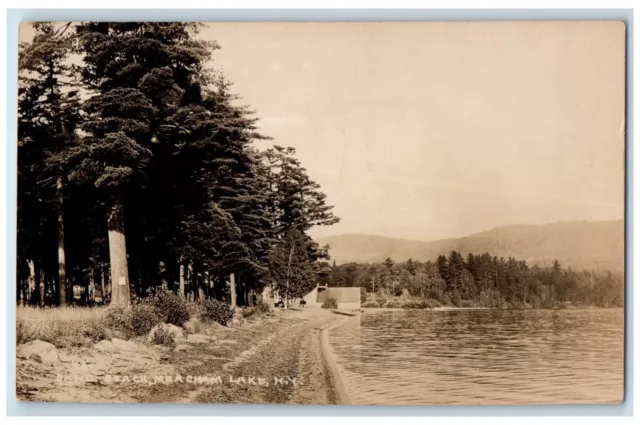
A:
[319, 315, 351, 405]
[361, 306, 491, 312]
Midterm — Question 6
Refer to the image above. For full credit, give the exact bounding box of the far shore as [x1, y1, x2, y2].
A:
[357, 305, 615, 313]
[360, 306, 489, 312]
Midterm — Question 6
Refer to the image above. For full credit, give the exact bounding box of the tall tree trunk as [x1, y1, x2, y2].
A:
[38, 263, 45, 306]
[230, 273, 237, 308]
[197, 272, 205, 303]
[89, 268, 96, 304]
[57, 176, 68, 306]
[187, 262, 194, 302]
[205, 271, 212, 299]
[107, 192, 131, 308]
[284, 244, 294, 309]
[27, 259, 37, 305]
[20, 279, 27, 306]
[17, 275, 21, 305]
[100, 267, 106, 304]
[179, 257, 185, 297]
[107, 266, 112, 300]
[159, 261, 168, 290]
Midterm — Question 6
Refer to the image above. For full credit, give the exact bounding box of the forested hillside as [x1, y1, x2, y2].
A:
[317, 220, 624, 271]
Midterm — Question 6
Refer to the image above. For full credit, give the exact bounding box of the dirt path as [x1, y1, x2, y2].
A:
[144, 308, 344, 405]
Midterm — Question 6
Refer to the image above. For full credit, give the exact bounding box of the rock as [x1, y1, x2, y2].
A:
[147, 323, 186, 344]
[111, 338, 138, 352]
[29, 353, 43, 363]
[110, 365, 130, 374]
[59, 353, 76, 363]
[17, 340, 59, 364]
[93, 340, 116, 352]
[107, 329, 128, 340]
[175, 344, 190, 351]
[182, 318, 202, 334]
[165, 324, 186, 339]
[186, 333, 210, 344]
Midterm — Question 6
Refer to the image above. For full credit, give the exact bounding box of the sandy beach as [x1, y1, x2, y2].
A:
[16, 307, 349, 404]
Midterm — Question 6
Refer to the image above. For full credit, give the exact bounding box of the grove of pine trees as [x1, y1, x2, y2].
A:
[323, 252, 624, 309]
[17, 22, 338, 309]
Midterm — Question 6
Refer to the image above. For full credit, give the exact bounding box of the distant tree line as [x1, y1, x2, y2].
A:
[319, 252, 624, 308]
[17, 22, 338, 308]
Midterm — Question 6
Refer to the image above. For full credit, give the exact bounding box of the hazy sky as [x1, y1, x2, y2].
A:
[20, 22, 626, 241]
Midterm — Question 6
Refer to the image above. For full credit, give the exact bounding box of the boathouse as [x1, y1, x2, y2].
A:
[262, 284, 361, 310]
[303, 285, 361, 310]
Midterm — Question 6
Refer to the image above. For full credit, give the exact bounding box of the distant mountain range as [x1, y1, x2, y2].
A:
[316, 220, 625, 272]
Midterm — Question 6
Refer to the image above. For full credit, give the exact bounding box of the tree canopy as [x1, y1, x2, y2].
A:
[17, 22, 339, 308]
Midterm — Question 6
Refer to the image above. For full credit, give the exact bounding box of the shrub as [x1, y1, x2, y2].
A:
[182, 317, 202, 334]
[424, 299, 441, 309]
[321, 297, 338, 309]
[528, 294, 541, 309]
[106, 301, 165, 337]
[129, 302, 163, 336]
[452, 290, 463, 308]
[242, 303, 270, 320]
[510, 300, 527, 309]
[383, 299, 403, 308]
[361, 300, 380, 308]
[200, 299, 235, 325]
[360, 288, 367, 302]
[375, 294, 389, 305]
[402, 300, 428, 309]
[148, 290, 190, 326]
[105, 304, 131, 332]
[400, 300, 415, 309]
[150, 325, 176, 348]
[460, 299, 475, 308]
[540, 298, 557, 309]
[83, 316, 110, 342]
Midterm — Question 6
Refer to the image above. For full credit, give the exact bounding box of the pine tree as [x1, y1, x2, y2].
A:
[66, 23, 212, 307]
[268, 228, 319, 307]
[18, 22, 81, 305]
[261, 145, 339, 235]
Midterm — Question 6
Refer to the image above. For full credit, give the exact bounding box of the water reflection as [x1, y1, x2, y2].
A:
[328, 309, 624, 405]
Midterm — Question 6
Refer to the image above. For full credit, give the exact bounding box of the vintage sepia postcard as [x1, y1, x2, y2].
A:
[15, 21, 625, 405]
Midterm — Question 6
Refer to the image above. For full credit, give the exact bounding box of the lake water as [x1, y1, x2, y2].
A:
[327, 308, 624, 405]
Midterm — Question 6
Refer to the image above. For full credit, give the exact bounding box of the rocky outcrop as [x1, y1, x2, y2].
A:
[111, 338, 138, 352]
[17, 340, 59, 363]
[182, 318, 202, 334]
[186, 333, 215, 344]
[147, 323, 186, 343]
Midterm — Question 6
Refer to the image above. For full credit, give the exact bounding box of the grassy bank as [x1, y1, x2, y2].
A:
[17, 292, 272, 349]
[17, 305, 111, 348]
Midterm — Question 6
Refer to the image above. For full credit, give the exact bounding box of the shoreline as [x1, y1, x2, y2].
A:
[361, 306, 490, 312]
[319, 315, 351, 405]
[360, 305, 620, 313]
